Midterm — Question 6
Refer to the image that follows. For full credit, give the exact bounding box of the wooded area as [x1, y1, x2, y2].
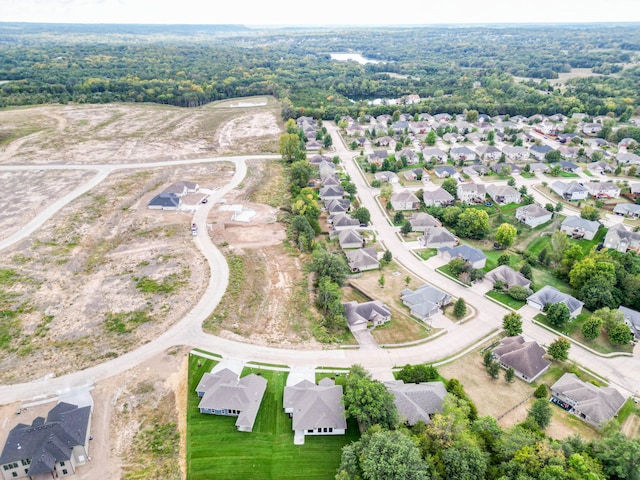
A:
[0, 23, 639, 117]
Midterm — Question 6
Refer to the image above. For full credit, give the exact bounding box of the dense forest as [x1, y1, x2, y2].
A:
[0, 23, 639, 118]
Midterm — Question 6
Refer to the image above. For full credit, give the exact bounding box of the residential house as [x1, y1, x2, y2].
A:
[318, 161, 337, 178]
[502, 146, 529, 161]
[165, 180, 199, 195]
[618, 138, 638, 149]
[401, 284, 452, 320]
[450, 146, 477, 162]
[516, 204, 553, 227]
[345, 248, 379, 272]
[196, 368, 267, 432]
[409, 122, 431, 135]
[550, 373, 625, 428]
[613, 203, 640, 218]
[391, 190, 421, 210]
[492, 336, 550, 383]
[618, 306, 640, 340]
[306, 140, 323, 151]
[463, 164, 489, 177]
[486, 184, 521, 204]
[433, 166, 457, 178]
[324, 198, 350, 216]
[283, 378, 347, 445]
[603, 224, 640, 253]
[397, 148, 420, 165]
[319, 185, 345, 202]
[343, 300, 391, 332]
[631, 183, 640, 195]
[368, 150, 389, 165]
[338, 229, 365, 250]
[526, 285, 584, 318]
[560, 216, 600, 240]
[384, 381, 447, 426]
[586, 161, 614, 175]
[529, 162, 550, 174]
[617, 152, 640, 166]
[529, 144, 554, 161]
[554, 161, 581, 173]
[457, 183, 486, 204]
[465, 131, 483, 143]
[0, 402, 92, 480]
[391, 121, 410, 134]
[329, 213, 360, 231]
[584, 138, 609, 149]
[423, 188, 454, 207]
[346, 124, 364, 136]
[558, 133, 580, 144]
[582, 182, 621, 199]
[582, 123, 603, 135]
[438, 244, 487, 269]
[403, 168, 424, 181]
[551, 181, 589, 201]
[419, 227, 457, 249]
[376, 136, 395, 148]
[374, 171, 399, 184]
[485, 265, 531, 290]
[422, 147, 448, 164]
[148, 192, 181, 210]
[443, 132, 463, 143]
[309, 154, 332, 167]
[320, 174, 340, 188]
[408, 212, 440, 232]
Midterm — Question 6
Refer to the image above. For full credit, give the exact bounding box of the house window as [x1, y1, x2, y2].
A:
[329, 428, 333, 433]
[12, 472, 17, 478]
[62, 469, 68, 475]
[3, 466, 8, 471]
[307, 429, 313, 433]
[60, 461, 65, 467]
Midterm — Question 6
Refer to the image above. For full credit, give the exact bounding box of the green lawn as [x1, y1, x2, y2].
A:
[186, 355, 359, 480]
[559, 171, 580, 178]
[521, 172, 536, 179]
[486, 290, 526, 310]
[416, 248, 438, 261]
[574, 228, 607, 256]
[527, 235, 551, 257]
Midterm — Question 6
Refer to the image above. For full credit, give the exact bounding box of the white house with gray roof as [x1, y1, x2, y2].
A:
[401, 284, 452, 320]
[148, 192, 181, 210]
[582, 182, 621, 199]
[343, 301, 391, 332]
[486, 184, 521, 204]
[457, 183, 486, 204]
[384, 380, 447, 426]
[283, 378, 347, 445]
[618, 306, 640, 340]
[560, 216, 600, 240]
[617, 152, 640, 165]
[391, 190, 421, 210]
[551, 373, 625, 428]
[408, 212, 440, 232]
[438, 244, 487, 269]
[516, 204, 552, 227]
[450, 146, 476, 162]
[319, 185, 345, 202]
[345, 248, 379, 273]
[419, 227, 457, 249]
[603, 224, 640, 253]
[422, 147, 448, 163]
[485, 265, 531, 290]
[329, 213, 360, 231]
[492, 336, 550, 383]
[196, 368, 267, 432]
[338, 230, 365, 250]
[526, 285, 584, 318]
[423, 188, 454, 207]
[551, 181, 589, 201]
[613, 203, 640, 218]
[0, 402, 92, 480]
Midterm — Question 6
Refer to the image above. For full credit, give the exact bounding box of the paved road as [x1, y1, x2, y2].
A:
[0, 134, 639, 405]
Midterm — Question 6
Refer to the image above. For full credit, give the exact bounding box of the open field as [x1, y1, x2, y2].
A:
[186, 355, 359, 480]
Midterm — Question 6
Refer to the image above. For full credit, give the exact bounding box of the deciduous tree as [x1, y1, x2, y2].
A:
[546, 302, 570, 329]
[503, 312, 523, 336]
[496, 223, 517, 248]
[527, 398, 552, 429]
[548, 337, 570, 361]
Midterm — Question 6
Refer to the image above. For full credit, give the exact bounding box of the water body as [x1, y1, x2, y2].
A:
[329, 53, 380, 65]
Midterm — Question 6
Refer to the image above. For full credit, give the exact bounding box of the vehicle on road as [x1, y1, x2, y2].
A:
[201, 198, 208, 203]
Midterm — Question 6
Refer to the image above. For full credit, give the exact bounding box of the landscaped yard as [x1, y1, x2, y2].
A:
[486, 290, 527, 310]
[534, 313, 634, 355]
[186, 354, 360, 480]
[415, 248, 438, 261]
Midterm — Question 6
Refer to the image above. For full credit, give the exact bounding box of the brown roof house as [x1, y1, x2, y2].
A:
[492, 336, 550, 383]
[343, 301, 391, 333]
[0, 402, 92, 480]
[384, 380, 447, 425]
[550, 373, 625, 428]
[196, 368, 267, 432]
[283, 378, 347, 445]
[345, 248, 379, 273]
[390, 190, 421, 211]
[485, 265, 531, 290]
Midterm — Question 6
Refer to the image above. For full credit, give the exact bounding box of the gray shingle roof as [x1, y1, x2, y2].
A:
[527, 286, 584, 316]
[485, 265, 531, 289]
[438, 244, 487, 264]
[384, 380, 447, 425]
[561, 216, 600, 233]
[493, 336, 550, 381]
[283, 379, 347, 432]
[343, 301, 391, 329]
[345, 248, 379, 271]
[148, 192, 181, 208]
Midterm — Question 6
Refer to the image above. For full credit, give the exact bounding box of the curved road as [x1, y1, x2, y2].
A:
[0, 135, 638, 404]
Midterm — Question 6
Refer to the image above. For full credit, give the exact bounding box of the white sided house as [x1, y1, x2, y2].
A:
[196, 368, 267, 432]
[391, 190, 421, 210]
[486, 184, 521, 205]
[582, 182, 621, 199]
[560, 216, 600, 240]
[457, 183, 486, 204]
[492, 336, 550, 383]
[526, 286, 584, 318]
[551, 181, 589, 202]
[283, 378, 347, 445]
[423, 188, 454, 207]
[515, 204, 552, 228]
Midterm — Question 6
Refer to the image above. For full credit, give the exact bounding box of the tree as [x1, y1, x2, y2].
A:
[608, 322, 633, 345]
[466, 109, 479, 122]
[548, 337, 570, 361]
[337, 428, 430, 480]
[503, 312, 523, 336]
[527, 398, 552, 429]
[519, 263, 532, 280]
[456, 208, 490, 239]
[290, 215, 315, 252]
[400, 220, 413, 235]
[487, 360, 500, 379]
[442, 177, 458, 197]
[579, 278, 616, 311]
[483, 350, 494, 368]
[378, 273, 386, 288]
[495, 223, 517, 248]
[581, 315, 603, 340]
[580, 205, 600, 221]
[279, 132, 301, 162]
[546, 302, 570, 329]
[426, 130, 436, 146]
[404, 275, 411, 286]
[497, 253, 510, 266]
[393, 211, 405, 225]
[590, 432, 640, 480]
[323, 134, 333, 148]
[397, 364, 439, 383]
[309, 249, 349, 286]
[545, 150, 562, 162]
[344, 365, 398, 431]
[382, 250, 393, 264]
[505, 367, 515, 383]
[441, 442, 488, 480]
[380, 183, 393, 200]
[352, 207, 371, 225]
[534, 384, 548, 399]
[315, 277, 345, 330]
[453, 297, 467, 318]
[289, 160, 314, 189]
[569, 255, 616, 290]
[507, 285, 531, 301]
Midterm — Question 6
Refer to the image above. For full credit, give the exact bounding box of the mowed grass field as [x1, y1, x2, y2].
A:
[186, 354, 359, 480]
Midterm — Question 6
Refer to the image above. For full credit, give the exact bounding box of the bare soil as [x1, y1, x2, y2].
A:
[621, 411, 640, 438]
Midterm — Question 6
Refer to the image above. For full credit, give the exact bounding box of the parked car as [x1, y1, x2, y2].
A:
[201, 198, 208, 204]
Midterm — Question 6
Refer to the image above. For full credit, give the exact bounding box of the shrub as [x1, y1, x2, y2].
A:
[534, 384, 548, 399]
[507, 285, 532, 301]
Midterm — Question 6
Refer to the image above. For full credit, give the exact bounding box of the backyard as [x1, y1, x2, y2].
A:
[186, 354, 359, 480]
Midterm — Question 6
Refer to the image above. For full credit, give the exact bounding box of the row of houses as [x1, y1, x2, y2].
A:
[195, 364, 449, 444]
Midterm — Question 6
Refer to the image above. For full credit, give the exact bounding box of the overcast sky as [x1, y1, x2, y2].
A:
[2, 0, 640, 25]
